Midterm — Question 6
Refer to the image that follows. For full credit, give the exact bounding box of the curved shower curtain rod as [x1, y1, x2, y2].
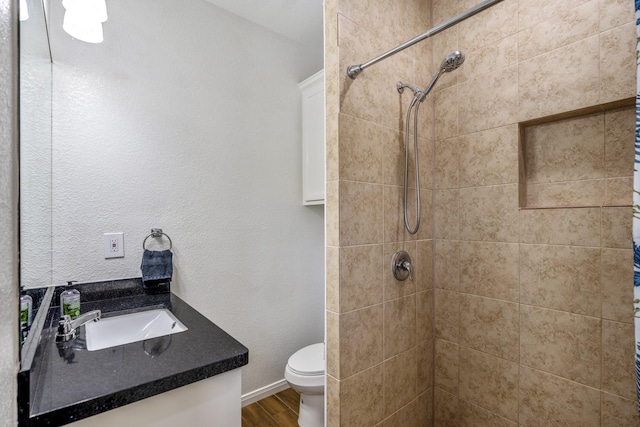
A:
[346, 0, 504, 79]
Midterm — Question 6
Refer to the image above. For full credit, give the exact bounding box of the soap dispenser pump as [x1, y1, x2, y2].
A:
[60, 281, 81, 319]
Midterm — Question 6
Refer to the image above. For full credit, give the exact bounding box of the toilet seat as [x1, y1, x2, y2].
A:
[287, 343, 324, 376]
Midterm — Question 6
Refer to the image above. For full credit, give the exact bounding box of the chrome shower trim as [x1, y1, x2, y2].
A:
[346, 0, 503, 79]
[396, 81, 422, 97]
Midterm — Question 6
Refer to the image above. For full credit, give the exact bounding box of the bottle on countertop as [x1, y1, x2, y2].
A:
[20, 294, 33, 343]
[60, 281, 81, 319]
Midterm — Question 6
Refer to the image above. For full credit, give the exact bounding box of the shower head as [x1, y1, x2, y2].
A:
[417, 51, 465, 103]
[440, 51, 465, 72]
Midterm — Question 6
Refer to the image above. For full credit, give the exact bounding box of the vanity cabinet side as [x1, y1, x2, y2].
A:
[299, 70, 325, 205]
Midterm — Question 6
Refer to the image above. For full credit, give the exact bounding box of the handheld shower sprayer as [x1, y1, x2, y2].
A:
[396, 51, 464, 235]
[417, 51, 465, 103]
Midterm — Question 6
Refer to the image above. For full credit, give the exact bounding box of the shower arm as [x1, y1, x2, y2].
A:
[346, 0, 504, 79]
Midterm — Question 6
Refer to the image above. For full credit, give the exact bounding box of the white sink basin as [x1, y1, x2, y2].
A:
[85, 308, 188, 351]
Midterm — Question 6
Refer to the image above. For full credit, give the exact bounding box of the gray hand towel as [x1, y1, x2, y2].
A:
[141, 249, 173, 289]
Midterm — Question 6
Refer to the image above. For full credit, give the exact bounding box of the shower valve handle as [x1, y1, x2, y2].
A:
[391, 251, 413, 282]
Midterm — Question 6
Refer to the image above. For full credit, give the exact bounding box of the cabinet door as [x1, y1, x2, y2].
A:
[299, 70, 324, 205]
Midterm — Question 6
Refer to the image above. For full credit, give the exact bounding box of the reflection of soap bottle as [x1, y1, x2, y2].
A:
[60, 281, 80, 319]
[20, 294, 33, 343]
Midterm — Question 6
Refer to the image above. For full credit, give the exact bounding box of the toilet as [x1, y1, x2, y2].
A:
[284, 342, 325, 427]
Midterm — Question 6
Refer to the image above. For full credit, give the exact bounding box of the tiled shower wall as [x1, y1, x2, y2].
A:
[326, 0, 637, 425]
[325, 0, 436, 425]
[431, 0, 638, 426]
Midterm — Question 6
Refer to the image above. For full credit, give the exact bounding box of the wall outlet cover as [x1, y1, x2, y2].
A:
[104, 232, 124, 258]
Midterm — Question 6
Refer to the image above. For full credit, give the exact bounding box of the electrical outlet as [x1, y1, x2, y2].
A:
[104, 232, 124, 258]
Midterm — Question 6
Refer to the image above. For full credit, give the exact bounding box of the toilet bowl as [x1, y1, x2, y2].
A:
[284, 343, 325, 427]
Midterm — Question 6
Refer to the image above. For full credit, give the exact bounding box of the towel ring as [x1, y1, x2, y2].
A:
[142, 228, 173, 250]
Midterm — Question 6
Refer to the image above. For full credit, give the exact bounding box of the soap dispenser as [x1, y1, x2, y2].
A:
[60, 281, 81, 319]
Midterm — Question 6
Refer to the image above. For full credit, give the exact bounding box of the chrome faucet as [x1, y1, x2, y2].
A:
[56, 310, 101, 342]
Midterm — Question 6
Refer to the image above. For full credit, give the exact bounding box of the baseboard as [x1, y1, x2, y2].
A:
[241, 379, 290, 407]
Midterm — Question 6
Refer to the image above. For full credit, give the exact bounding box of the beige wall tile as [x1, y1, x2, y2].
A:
[339, 364, 385, 427]
[326, 180, 339, 247]
[327, 246, 340, 312]
[459, 184, 519, 243]
[602, 392, 640, 427]
[337, 305, 383, 379]
[517, 0, 598, 61]
[602, 206, 632, 249]
[435, 239, 459, 291]
[431, 0, 463, 32]
[459, 66, 518, 134]
[519, 366, 601, 427]
[339, 244, 383, 312]
[520, 305, 601, 387]
[458, 0, 518, 52]
[435, 289, 459, 342]
[416, 240, 434, 292]
[434, 85, 458, 140]
[382, 398, 419, 427]
[326, 374, 340, 427]
[434, 387, 459, 427]
[525, 180, 606, 208]
[519, 245, 601, 316]
[383, 348, 417, 417]
[383, 295, 416, 358]
[600, 22, 636, 104]
[458, 399, 518, 427]
[416, 188, 434, 241]
[338, 113, 383, 183]
[459, 241, 519, 301]
[459, 295, 519, 361]
[459, 125, 519, 188]
[417, 338, 434, 394]
[383, 242, 416, 301]
[339, 180, 383, 246]
[519, 36, 600, 121]
[600, 0, 635, 31]
[435, 137, 459, 189]
[383, 185, 412, 243]
[416, 290, 434, 343]
[524, 113, 604, 184]
[416, 390, 434, 427]
[518, 0, 588, 29]
[519, 208, 601, 246]
[435, 338, 459, 395]
[602, 320, 635, 400]
[435, 189, 459, 240]
[382, 128, 409, 187]
[327, 311, 340, 378]
[604, 106, 635, 178]
[457, 35, 517, 84]
[601, 248, 634, 323]
[605, 177, 633, 206]
[458, 348, 519, 421]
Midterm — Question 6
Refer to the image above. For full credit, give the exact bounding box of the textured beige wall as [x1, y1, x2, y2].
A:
[0, 0, 19, 426]
[326, 0, 435, 424]
[431, 0, 638, 425]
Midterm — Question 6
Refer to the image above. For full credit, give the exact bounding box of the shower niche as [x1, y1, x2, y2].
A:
[518, 98, 635, 209]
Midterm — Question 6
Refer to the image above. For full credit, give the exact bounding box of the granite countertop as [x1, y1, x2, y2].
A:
[19, 280, 249, 426]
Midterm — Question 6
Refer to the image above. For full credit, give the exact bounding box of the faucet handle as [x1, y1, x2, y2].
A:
[391, 250, 414, 282]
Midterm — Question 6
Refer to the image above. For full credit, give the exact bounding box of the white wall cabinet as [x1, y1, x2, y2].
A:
[299, 70, 325, 205]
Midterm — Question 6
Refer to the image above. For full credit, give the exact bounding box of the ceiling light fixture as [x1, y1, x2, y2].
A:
[62, 0, 108, 43]
[19, 0, 29, 21]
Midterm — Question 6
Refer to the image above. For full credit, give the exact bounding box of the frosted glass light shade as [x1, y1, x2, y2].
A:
[19, 0, 29, 21]
[62, 0, 108, 22]
[62, 0, 108, 43]
[63, 9, 104, 43]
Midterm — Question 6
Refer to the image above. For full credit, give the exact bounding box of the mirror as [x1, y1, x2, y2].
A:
[20, 0, 53, 290]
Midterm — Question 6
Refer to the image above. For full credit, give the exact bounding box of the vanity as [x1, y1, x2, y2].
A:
[18, 279, 249, 426]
